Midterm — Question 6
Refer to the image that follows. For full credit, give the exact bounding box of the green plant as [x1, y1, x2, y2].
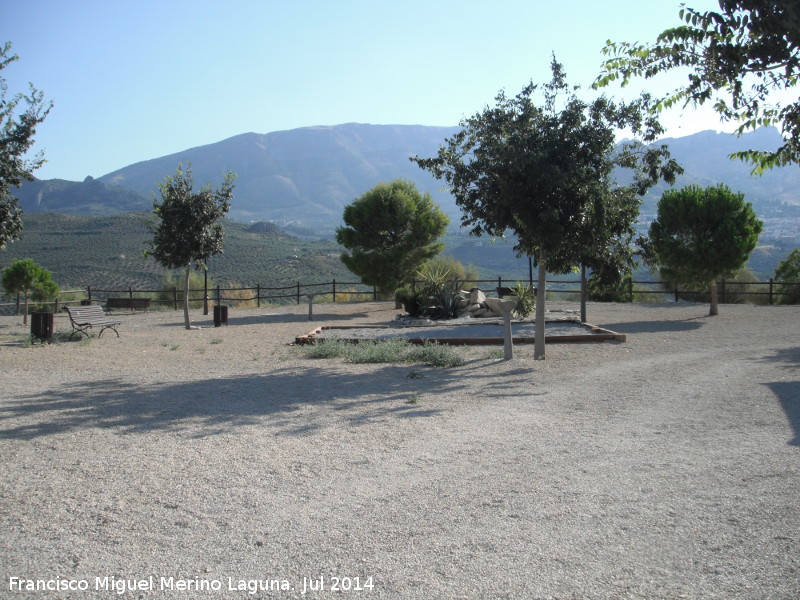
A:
[430, 278, 464, 320]
[1, 258, 59, 323]
[407, 341, 465, 367]
[774, 248, 800, 304]
[299, 337, 465, 367]
[509, 281, 535, 317]
[406, 393, 420, 405]
[395, 285, 429, 317]
[346, 338, 410, 363]
[335, 179, 449, 294]
[302, 338, 348, 359]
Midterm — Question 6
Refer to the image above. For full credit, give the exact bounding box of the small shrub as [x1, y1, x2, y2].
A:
[299, 337, 465, 367]
[346, 338, 410, 363]
[302, 338, 348, 359]
[407, 341, 465, 367]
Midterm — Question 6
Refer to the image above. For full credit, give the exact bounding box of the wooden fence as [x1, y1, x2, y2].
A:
[1, 276, 798, 316]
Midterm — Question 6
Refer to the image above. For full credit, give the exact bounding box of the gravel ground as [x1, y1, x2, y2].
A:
[0, 300, 798, 600]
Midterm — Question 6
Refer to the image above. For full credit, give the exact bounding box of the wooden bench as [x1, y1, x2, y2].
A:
[105, 297, 151, 312]
[64, 305, 123, 339]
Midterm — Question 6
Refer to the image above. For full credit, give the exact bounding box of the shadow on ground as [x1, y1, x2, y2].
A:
[597, 319, 705, 334]
[758, 346, 800, 446]
[0, 360, 522, 441]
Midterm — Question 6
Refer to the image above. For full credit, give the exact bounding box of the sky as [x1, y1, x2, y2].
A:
[2, 0, 737, 181]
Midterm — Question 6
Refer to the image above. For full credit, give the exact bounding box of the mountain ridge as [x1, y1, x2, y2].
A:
[12, 123, 800, 234]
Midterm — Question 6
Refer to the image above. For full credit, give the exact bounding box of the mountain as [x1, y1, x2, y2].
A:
[97, 123, 461, 230]
[636, 127, 800, 217]
[13, 123, 800, 235]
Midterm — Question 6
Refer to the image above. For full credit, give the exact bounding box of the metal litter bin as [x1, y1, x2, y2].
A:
[213, 305, 228, 327]
[31, 311, 55, 343]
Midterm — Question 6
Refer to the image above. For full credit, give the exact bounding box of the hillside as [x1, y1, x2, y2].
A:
[0, 213, 354, 292]
[1, 214, 794, 301]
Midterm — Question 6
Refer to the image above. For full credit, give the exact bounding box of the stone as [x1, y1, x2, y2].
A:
[466, 303, 482, 313]
[484, 297, 505, 316]
[469, 288, 486, 305]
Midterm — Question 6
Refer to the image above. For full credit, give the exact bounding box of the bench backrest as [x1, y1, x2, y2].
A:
[65, 305, 107, 323]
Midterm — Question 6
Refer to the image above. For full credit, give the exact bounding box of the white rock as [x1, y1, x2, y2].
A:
[469, 288, 486, 305]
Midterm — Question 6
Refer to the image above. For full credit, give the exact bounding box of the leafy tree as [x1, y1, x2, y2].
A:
[596, 1, 800, 173]
[647, 184, 763, 315]
[1, 258, 59, 324]
[413, 58, 680, 359]
[774, 248, 800, 303]
[0, 42, 53, 249]
[335, 179, 449, 295]
[148, 164, 235, 329]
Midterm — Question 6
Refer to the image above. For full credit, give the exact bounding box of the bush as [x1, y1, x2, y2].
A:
[300, 337, 464, 367]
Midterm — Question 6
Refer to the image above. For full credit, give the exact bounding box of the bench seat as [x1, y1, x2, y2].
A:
[64, 305, 123, 339]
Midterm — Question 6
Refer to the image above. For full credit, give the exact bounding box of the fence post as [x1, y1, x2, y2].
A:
[332, 279, 336, 303]
[15, 293, 20, 316]
[373, 286, 377, 301]
[628, 277, 634, 303]
[54, 297, 59, 313]
[129, 286, 133, 300]
[87, 286, 92, 304]
[173, 287, 178, 311]
[216, 285, 221, 306]
[720, 279, 725, 304]
[769, 278, 774, 305]
[674, 286, 679, 303]
[256, 284, 261, 308]
[297, 283, 301, 305]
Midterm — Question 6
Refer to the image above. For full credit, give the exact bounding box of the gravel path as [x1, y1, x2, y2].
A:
[0, 301, 798, 599]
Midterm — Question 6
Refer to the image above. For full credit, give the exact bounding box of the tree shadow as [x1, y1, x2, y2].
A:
[597, 319, 705, 334]
[156, 310, 379, 329]
[0, 363, 479, 441]
[756, 347, 800, 446]
[764, 381, 800, 446]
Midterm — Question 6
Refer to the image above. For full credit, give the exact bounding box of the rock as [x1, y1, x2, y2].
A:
[466, 303, 482, 313]
[484, 297, 505, 316]
[469, 288, 486, 305]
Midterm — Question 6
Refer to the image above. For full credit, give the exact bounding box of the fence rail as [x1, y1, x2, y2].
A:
[1, 277, 798, 315]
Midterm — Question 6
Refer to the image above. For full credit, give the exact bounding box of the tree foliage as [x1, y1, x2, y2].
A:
[2, 258, 59, 323]
[0, 42, 53, 250]
[413, 57, 681, 358]
[774, 247, 800, 303]
[647, 184, 763, 315]
[597, 1, 800, 173]
[148, 164, 235, 329]
[335, 179, 449, 294]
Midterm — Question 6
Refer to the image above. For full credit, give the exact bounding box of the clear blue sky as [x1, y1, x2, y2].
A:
[3, 0, 730, 181]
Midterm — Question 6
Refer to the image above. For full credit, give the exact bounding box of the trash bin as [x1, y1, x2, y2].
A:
[31, 311, 55, 343]
[213, 305, 228, 327]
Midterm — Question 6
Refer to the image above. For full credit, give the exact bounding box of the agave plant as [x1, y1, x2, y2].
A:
[510, 280, 535, 317]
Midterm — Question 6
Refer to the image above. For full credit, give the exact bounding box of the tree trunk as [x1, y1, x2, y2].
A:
[534, 250, 547, 360]
[183, 264, 192, 329]
[580, 263, 587, 324]
[709, 280, 719, 316]
[23, 290, 29, 325]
